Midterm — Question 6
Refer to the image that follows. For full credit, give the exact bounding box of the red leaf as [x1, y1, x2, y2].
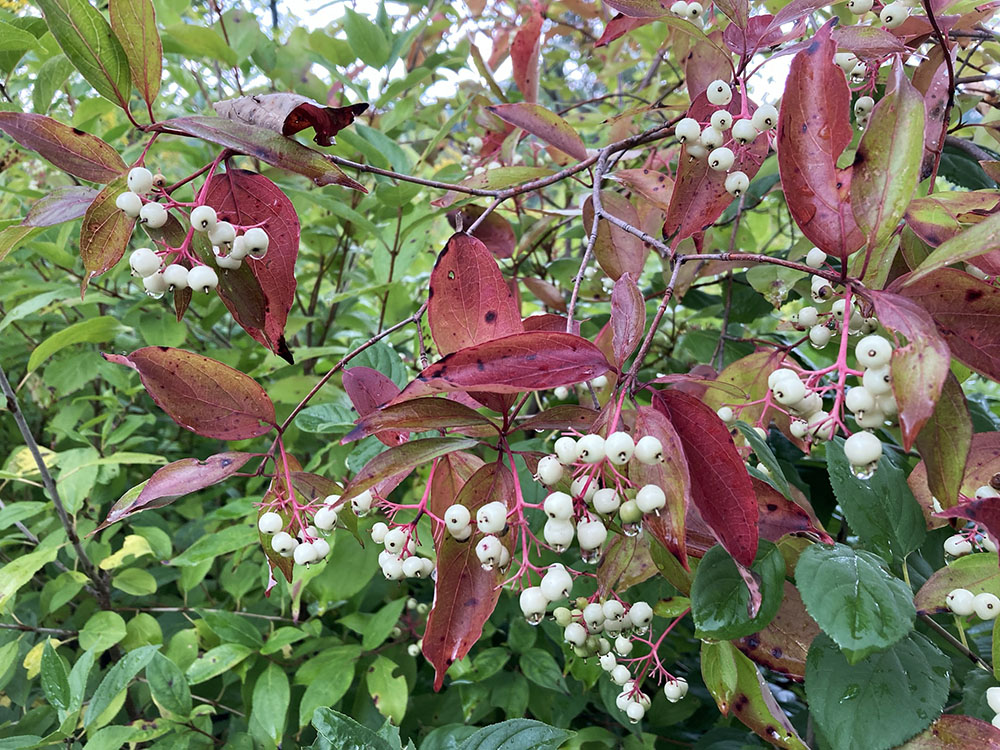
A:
[511, 8, 543, 102]
[428, 451, 485, 518]
[596, 14, 658, 46]
[523, 313, 579, 334]
[97, 452, 254, 531]
[735, 582, 818, 681]
[914, 48, 955, 180]
[831, 25, 907, 57]
[486, 103, 588, 160]
[723, 15, 806, 56]
[80, 177, 136, 293]
[584, 191, 649, 281]
[23, 186, 97, 228]
[898, 715, 1000, 749]
[516, 405, 599, 432]
[866, 288, 950, 449]
[664, 93, 768, 245]
[204, 170, 299, 360]
[344, 398, 498, 443]
[915, 372, 972, 508]
[750, 478, 832, 544]
[776, 21, 864, 260]
[428, 233, 523, 356]
[424, 461, 513, 690]
[936, 497, 1000, 554]
[214, 94, 367, 146]
[393, 332, 612, 402]
[0, 112, 127, 183]
[910, 432, 1000, 522]
[653, 389, 759, 567]
[102, 347, 276, 440]
[684, 35, 733, 102]
[603, 0, 670, 16]
[611, 273, 645, 368]
[446, 206, 516, 259]
[632, 405, 692, 568]
[342, 366, 406, 447]
[894, 268, 1000, 382]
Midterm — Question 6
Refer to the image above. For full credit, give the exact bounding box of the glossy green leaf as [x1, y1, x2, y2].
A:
[734, 422, 791, 498]
[83, 644, 159, 726]
[519, 648, 569, 694]
[311, 707, 397, 750]
[79, 611, 127, 653]
[367, 655, 407, 725]
[185, 643, 253, 685]
[109, 0, 162, 108]
[456, 719, 574, 750]
[40, 641, 71, 713]
[145, 651, 192, 717]
[27, 316, 125, 374]
[250, 662, 289, 744]
[170, 524, 257, 566]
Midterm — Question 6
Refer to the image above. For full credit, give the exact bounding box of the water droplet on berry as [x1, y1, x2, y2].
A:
[623, 521, 642, 537]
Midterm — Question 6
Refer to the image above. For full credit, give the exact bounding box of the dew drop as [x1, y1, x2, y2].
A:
[623, 521, 642, 538]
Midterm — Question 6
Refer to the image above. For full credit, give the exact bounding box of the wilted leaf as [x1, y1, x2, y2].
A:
[214, 94, 367, 146]
[486, 103, 587, 160]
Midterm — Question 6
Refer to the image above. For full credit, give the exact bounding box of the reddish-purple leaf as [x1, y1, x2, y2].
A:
[80, 177, 135, 293]
[522, 278, 567, 312]
[904, 190, 1000, 248]
[428, 451, 485, 518]
[684, 35, 733, 101]
[768, 0, 834, 28]
[895, 268, 1000, 382]
[428, 233, 523, 356]
[204, 169, 299, 361]
[653, 389, 759, 567]
[751, 478, 832, 544]
[596, 13, 658, 46]
[915, 372, 972, 508]
[611, 273, 645, 368]
[344, 398, 498, 443]
[584, 191, 648, 281]
[866, 288, 949, 449]
[424, 461, 513, 690]
[97, 452, 253, 531]
[342, 366, 406, 447]
[486, 103, 588, 161]
[664, 93, 768, 245]
[914, 48, 955, 180]
[735, 582, 818, 681]
[511, 8, 543, 102]
[831, 25, 907, 57]
[910, 432, 1000, 522]
[393, 332, 612, 402]
[446, 206, 516, 259]
[523, 313, 579, 334]
[603, 0, 670, 17]
[723, 15, 807, 57]
[214, 95, 367, 147]
[898, 715, 1000, 749]
[632, 405, 692, 569]
[0, 112, 126, 183]
[776, 21, 864, 260]
[162, 116, 365, 190]
[109, 0, 162, 108]
[23, 186, 97, 227]
[715, 0, 750, 27]
[102, 347, 276, 440]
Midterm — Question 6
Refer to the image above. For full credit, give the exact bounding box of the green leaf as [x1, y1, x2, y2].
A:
[0, 540, 61, 610]
[198, 610, 264, 649]
[805, 632, 950, 750]
[33, 54, 76, 114]
[295, 402, 357, 434]
[311, 707, 397, 750]
[170, 524, 257, 566]
[518, 648, 569, 694]
[296, 646, 361, 728]
[826, 437, 926, 561]
[347, 341, 409, 388]
[27, 316, 125, 374]
[343, 9, 390, 68]
[0, 501, 46, 530]
[0, 224, 42, 264]
[259, 626, 307, 656]
[734, 423, 792, 498]
[162, 23, 237, 66]
[40, 641, 71, 713]
[36, 0, 131, 108]
[79, 611, 127, 652]
[67, 649, 96, 716]
[362, 598, 408, 651]
[456, 719, 574, 750]
[691, 541, 785, 640]
[185, 643, 253, 685]
[796, 543, 915, 661]
[111, 568, 157, 596]
[250, 662, 289, 744]
[109, 0, 161, 108]
[83, 645, 159, 726]
[0, 286, 77, 336]
[366, 655, 407, 724]
[145, 651, 191, 717]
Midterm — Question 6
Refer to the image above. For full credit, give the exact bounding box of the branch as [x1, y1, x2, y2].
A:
[920, 0, 955, 192]
[919, 613, 992, 672]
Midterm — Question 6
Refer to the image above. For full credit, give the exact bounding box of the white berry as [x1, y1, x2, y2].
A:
[129, 247, 161, 277]
[293, 542, 318, 566]
[845, 387, 876, 414]
[605, 432, 635, 465]
[476, 534, 503, 568]
[520, 587, 548, 619]
[258, 512, 283, 535]
[944, 534, 973, 557]
[708, 147, 734, 172]
[570, 475, 598, 502]
[271, 531, 296, 556]
[855, 96, 875, 117]
[880, 1, 907, 27]
[611, 664, 631, 685]
[664, 677, 688, 702]
[706, 80, 732, 106]
[699, 126, 723, 150]
[862, 366, 892, 395]
[629, 601, 653, 628]
[577, 434, 606, 464]
[578, 518, 608, 550]
[313, 506, 338, 530]
[564, 622, 587, 646]
[849, 0, 873, 11]
[725, 171, 749, 197]
[161, 263, 188, 292]
[476, 501, 508, 534]
[975, 592, 1000, 620]
[351, 489, 374, 515]
[809, 325, 832, 348]
[544, 491, 574, 520]
[554, 436, 580, 464]
[127, 167, 154, 194]
[445, 503, 471, 533]
[593, 488, 621, 514]
[710, 110, 733, 131]
[856, 335, 892, 369]
[806, 248, 826, 268]
[636, 484, 666, 514]
[142, 272, 167, 298]
[844, 431, 882, 466]
[987, 686, 1000, 713]
[751, 104, 778, 131]
[541, 563, 573, 600]
[115, 191, 142, 217]
[243, 227, 270, 259]
[675, 117, 701, 144]
[402, 555, 427, 578]
[731, 119, 758, 144]
[635, 435, 664, 463]
[537, 455, 564, 485]
[139, 202, 168, 228]
[190, 205, 217, 232]
[208, 221, 236, 248]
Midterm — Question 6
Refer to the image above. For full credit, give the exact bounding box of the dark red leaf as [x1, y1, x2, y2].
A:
[735, 582, 819, 681]
[486, 103, 588, 160]
[776, 21, 864, 260]
[97, 452, 254, 531]
[653, 389, 759, 567]
[393, 332, 612, 402]
[344, 398, 498, 443]
[751, 478, 832, 544]
[611, 273, 645, 368]
[0, 112, 126, 183]
[80, 177, 135, 293]
[102, 346, 276, 440]
[424, 461, 513, 690]
[936, 497, 1000, 554]
[596, 14, 658, 46]
[602, 0, 670, 16]
[511, 8, 543, 102]
[914, 47, 955, 180]
[23, 186, 97, 228]
[204, 169, 299, 361]
[342, 366, 407, 447]
[715, 0, 750, 26]
[523, 313, 579, 334]
[214, 94, 367, 146]
[446, 206, 516, 259]
[915, 372, 972, 508]
[428, 233, 523, 356]
[428, 451, 485, 518]
[894, 268, 1000, 382]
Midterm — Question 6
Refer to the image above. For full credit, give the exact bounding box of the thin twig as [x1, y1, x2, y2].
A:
[920, 0, 955, 192]
[919, 613, 992, 671]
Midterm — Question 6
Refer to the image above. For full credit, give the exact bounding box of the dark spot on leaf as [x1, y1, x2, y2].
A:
[966, 288, 984, 302]
[801, 123, 807, 134]
[72, 127, 85, 135]
[771, 646, 783, 658]
[484, 310, 497, 323]
[766, 503, 778, 512]
[476, 359, 485, 371]
[733, 694, 749, 711]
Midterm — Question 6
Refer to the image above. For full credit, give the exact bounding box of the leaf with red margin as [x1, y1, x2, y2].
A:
[913, 47, 955, 181]
[584, 191, 648, 281]
[866, 289, 949, 449]
[914, 553, 1000, 614]
[894, 268, 1000, 381]
[392, 332, 612, 402]
[428, 233, 523, 356]
[596, 13, 659, 46]
[904, 190, 1000, 248]
[486, 103, 587, 161]
[664, 93, 768, 246]
[631, 405, 692, 569]
[751, 478, 833, 544]
[511, 8, 543, 102]
[915, 372, 971, 509]
[897, 715, 1000, 749]
[446, 206, 516, 259]
[214, 95, 367, 146]
[80, 177, 135, 293]
[96, 452, 254, 531]
[204, 169, 299, 361]
[596, 534, 657, 598]
[424, 461, 513, 690]
[260, 454, 301, 589]
[776, 21, 864, 261]
[736, 582, 819, 682]
[23, 186, 97, 228]
[109, 0, 162, 109]
[910, 432, 1000, 523]
[344, 398, 498, 443]
[102, 347, 276, 440]
[611, 273, 645, 368]
[342, 366, 406, 447]
[936, 499, 1000, 562]
[653, 389, 759, 567]
[0, 112, 127, 183]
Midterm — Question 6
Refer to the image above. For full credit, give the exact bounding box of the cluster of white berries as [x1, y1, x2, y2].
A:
[945, 587, 1000, 620]
[128, 247, 220, 298]
[668, 0, 703, 21]
[373, 521, 437, 580]
[190, 205, 271, 270]
[765, 368, 835, 442]
[942, 486, 1000, 557]
[257, 493, 342, 567]
[846, 0, 909, 27]
[518, 563, 577, 624]
[553, 375, 609, 401]
[115, 167, 167, 227]
[674, 81, 777, 197]
[801, 254, 878, 349]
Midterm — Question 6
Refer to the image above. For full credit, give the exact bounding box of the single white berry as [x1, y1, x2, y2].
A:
[161, 263, 189, 292]
[975, 592, 1000, 620]
[976, 485, 1000, 500]
[127, 167, 154, 194]
[312, 538, 330, 560]
[537, 455, 564, 485]
[771, 377, 806, 406]
[115, 191, 142, 217]
[185, 265, 217, 294]
[986, 686, 1000, 713]
[635, 435, 664, 463]
[710, 110, 733, 131]
[875, 394, 897, 417]
[476, 501, 508, 534]
[351, 489, 374, 515]
[190, 205, 218, 232]
[543, 518, 575, 551]
[614, 635, 633, 656]
[129, 247, 161, 277]
[592, 375, 609, 389]
[716, 406, 736, 424]
[593, 488, 621, 515]
[862, 365, 892, 395]
[564, 622, 587, 646]
[293, 542, 318, 566]
[835, 52, 859, 71]
[370, 522, 389, 543]
[271, 531, 296, 556]
[229, 235, 249, 260]
[880, 1, 907, 27]
[686, 143, 707, 160]
[554, 436, 580, 464]
[611, 664, 631, 685]
[445, 503, 471, 533]
[599, 652, 617, 671]
[855, 335, 892, 369]
[636, 484, 666, 514]
[258, 512, 283, 535]
[583, 602, 606, 630]
[142, 272, 168, 298]
[675, 117, 701, 144]
[520, 587, 548, 618]
[845, 387, 876, 414]
[850, 61, 869, 84]
[544, 491, 574, 520]
[806, 247, 826, 268]
[706, 80, 732, 106]
[603, 599, 625, 621]
[403, 555, 427, 578]
[605, 432, 635, 465]
[625, 702, 645, 722]
[313, 506, 338, 530]
[578, 518, 608, 550]
[708, 146, 735, 172]
[138, 202, 168, 228]
[243, 227, 270, 259]
[807, 410, 835, 440]
[615, 692, 631, 711]
[213, 245, 242, 270]
[208, 221, 236, 248]
[854, 409, 885, 429]
[790, 419, 809, 439]
[629, 601, 653, 628]
[854, 96, 875, 117]
[669, 0, 689, 13]
[725, 170, 749, 197]
[686, 1, 703, 18]
[731, 119, 758, 144]
[382, 556, 404, 580]
[751, 103, 778, 131]
[797, 307, 819, 327]
[810, 325, 832, 348]
[577, 434, 606, 464]
[944, 535, 973, 557]
[541, 563, 573, 600]
[570, 475, 598, 502]
[383, 527, 407, 553]
[844, 431, 883, 466]
[699, 126, 723, 150]
[664, 677, 688, 702]
[476, 534, 503, 567]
